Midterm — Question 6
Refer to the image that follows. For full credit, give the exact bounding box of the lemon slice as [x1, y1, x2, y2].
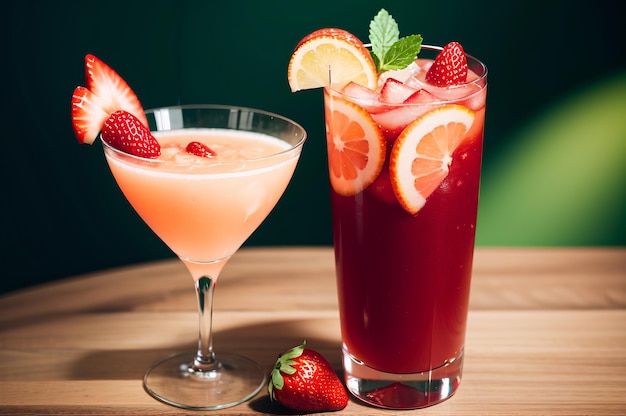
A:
[324, 90, 386, 196]
[288, 28, 378, 92]
[390, 105, 475, 214]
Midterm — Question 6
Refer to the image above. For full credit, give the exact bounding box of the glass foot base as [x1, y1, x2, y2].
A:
[143, 351, 266, 410]
[342, 348, 463, 409]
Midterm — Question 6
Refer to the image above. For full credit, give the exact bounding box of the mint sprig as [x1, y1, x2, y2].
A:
[369, 9, 423, 73]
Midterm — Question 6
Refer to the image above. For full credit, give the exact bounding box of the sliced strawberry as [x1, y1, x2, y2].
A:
[403, 88, 437, 104]
[186, 141, 216, 158]
[101, 110, 160, 158]
[71, 86, 109, 144]
[71, 54, 148, 145]
[379, 78, 418, 104]
[425, 42, 468, 86]
[85, 54, 148, 127]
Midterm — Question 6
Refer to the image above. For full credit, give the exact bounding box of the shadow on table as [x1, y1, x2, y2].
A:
[67, 318, 343, 380]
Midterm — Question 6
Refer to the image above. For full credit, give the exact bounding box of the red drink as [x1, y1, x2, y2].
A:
[332, 125, 482, 373]
[324, 46, 487, 408]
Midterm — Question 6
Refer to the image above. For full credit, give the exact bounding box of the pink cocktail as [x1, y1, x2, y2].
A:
[102, 105, 306, 410]
[71, 53, 307, 410]
[105, 127, 299, 271]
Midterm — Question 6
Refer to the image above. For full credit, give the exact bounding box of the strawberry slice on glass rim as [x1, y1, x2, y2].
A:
[71, 54, 148, 145]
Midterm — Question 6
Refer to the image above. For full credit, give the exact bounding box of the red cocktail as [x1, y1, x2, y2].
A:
[287, 9, 488, 408]
[324, 46, 487, 408]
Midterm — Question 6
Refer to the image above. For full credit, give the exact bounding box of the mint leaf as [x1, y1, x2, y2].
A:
[378, 35, 423, 71]
[369, 9, 399, 65]
[368, 8, 423, 73]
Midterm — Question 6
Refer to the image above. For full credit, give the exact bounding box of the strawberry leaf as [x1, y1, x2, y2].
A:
[271, 368, 284, 390]
[280, 360, 297, 374]
[269, 341, 306, 394]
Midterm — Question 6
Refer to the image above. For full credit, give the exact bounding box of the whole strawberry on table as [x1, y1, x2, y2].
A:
[269, 341, 349, 412]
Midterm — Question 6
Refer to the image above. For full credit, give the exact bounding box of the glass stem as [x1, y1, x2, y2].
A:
[192, 276, 220, 373]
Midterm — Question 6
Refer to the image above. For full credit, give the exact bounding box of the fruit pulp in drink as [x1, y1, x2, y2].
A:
[103, 128, 299, 267]
[327, 57, 487, 374]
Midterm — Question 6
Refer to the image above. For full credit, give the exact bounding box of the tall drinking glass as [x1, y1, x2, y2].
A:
[101, 105, 306, 410]
[324, 46, 487, 409]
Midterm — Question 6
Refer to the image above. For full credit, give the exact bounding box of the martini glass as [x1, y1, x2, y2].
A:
[101, 105, 306, 410]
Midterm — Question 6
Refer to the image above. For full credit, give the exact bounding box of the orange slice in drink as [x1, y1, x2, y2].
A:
[390, 105, 475, 214]
[288, 28, 378, 92]
[324, 89, 386, 196]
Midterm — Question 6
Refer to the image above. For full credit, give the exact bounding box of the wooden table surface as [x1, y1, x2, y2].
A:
[1, 247, 625, 415]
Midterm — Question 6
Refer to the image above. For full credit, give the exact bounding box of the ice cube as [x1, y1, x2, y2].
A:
[378, 61, 420, 85]
[371, 105, 432, 141]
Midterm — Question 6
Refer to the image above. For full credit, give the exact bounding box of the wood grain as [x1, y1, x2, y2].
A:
[1, 247, 625, 415]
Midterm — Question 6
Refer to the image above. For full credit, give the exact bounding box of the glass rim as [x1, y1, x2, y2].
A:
[100, 104, 307, 166]
[363, 43, 488, 84]
[328, 44, 488, 103]
[147, 103, 307, 132]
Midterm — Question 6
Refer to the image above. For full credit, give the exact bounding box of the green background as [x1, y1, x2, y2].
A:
[2, 1, 625, 294]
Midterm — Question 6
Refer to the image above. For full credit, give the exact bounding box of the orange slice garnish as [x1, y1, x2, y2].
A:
[390, 105, 475, 214]
[324, 89, 386, 196]
[288, 28, 378, 92]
